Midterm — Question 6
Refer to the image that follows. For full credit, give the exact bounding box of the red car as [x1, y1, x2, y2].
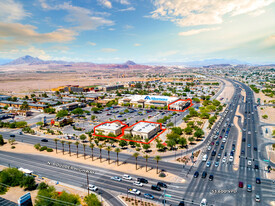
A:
[239, 181, 243, 188]
[211, 141, 214, 145]
[219, 136, 222, 139]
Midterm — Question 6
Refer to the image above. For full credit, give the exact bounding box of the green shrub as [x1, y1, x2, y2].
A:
[159, 172, 166, 178]
[34, 143, 41, 150]
[11, 146, 15, 149]
[0, 185, 8, 195]
[39, 146, 48, 151]
[46, 148, 53, 152]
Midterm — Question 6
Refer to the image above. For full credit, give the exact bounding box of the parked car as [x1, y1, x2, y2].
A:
[41, 139, 48, 142]
[144, 193, 154, 199]
[151, 185, 161, 191]
[207, 146, 211, 151]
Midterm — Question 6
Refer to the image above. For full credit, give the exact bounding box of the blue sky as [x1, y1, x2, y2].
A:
[0, 0, 275, 64]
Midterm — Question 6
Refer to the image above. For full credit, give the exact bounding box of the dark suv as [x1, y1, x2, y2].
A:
[194, 171, 199, 178]
[151, 185, 161, 191]
[137, 178, 148, 184]
[157, 182, 167, 188]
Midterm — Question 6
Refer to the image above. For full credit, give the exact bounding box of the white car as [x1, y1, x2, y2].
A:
[111, 176, 122, 182]
[248, 160, 252, 166]
[229, 156, 234, 162]
[128, 188, 141, 195]
[133, 181, 143, 187]
[87, 184, 98, 191]
[207, 146, 211, 151]
[222, 157, 226, 163]
[248, 131, 251, 134]
[222, 138, 226, 143]
[123, 174, 132, 180]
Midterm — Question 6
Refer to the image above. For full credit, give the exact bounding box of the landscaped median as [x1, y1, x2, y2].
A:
[233, 114, 243, 171]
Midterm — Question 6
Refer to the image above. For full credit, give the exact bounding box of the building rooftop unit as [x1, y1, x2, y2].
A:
[132, 122, 160, 133]
[97, 122, 123, 131]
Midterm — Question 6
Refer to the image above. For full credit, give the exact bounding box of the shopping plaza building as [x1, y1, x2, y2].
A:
[118, 95, 179, 108]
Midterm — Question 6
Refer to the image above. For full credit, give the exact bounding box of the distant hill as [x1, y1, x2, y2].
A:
[124, 60, 136, 65]
[4, 55, 71, 65]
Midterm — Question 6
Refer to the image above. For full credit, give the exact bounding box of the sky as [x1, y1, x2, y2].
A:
[0, 0, 275, 64]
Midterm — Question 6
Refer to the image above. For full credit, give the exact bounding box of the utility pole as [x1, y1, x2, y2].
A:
[86, 172, 89, 195]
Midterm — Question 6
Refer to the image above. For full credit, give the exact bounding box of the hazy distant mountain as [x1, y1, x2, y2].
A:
[124, 60, 136, 65]
[4, 55, 71, 65]
[145, 59, 249, 67]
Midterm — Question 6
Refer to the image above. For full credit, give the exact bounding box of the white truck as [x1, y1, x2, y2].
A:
[202, 154, 208, 162]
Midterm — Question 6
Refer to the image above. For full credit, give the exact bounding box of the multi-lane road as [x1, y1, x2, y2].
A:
[0, 78, 274, 206]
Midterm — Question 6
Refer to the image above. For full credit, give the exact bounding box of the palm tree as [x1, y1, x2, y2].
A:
[98, 144, 103, 163]
[106, 146, 112, 164]
[133, 152, 139, 170]
[143, 155, 150, 172]
[154, 155, 161, 174]
[83, 144, 86, 159]
[54, 139, 59, 153]
[75, 141, 80, 158]
[60, 140, 65, 155]
[67, 142, 72, 156]
[90, 143, 95, 161]
[114, 148, 121, 166]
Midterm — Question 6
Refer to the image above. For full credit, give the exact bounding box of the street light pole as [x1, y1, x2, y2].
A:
[86, 172, 89, 195]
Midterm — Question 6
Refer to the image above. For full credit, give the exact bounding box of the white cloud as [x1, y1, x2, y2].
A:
[179, 27, 221, 36]
[109, 28, 115, 31]
[119, 7, 135, 11]
[39, 1, 114, 31]
[101, 48, 117, 52]
[88, 42, 97, 46]
[134, 43, 141, 46]
[0, 22, 77, 49]
[97, 0, 112, 8]
[249, 9, 265, 17]
[116, 0, 130, 5]
[0, 0, 30, 22]
[150, 0, 275, 27]
[124, 24, 134, 29]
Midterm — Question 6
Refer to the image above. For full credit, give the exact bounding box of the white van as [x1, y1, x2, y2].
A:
[202, 154, 208, 162]
[200, 198, 207, 206]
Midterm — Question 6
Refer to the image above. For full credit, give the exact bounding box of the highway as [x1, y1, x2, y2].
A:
[0, 78, 274, 206]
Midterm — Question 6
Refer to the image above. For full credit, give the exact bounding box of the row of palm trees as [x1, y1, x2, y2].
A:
[53, 139, 162, 173]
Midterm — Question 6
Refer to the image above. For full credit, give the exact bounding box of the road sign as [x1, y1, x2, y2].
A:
[264, 159, 270, 162]
[165, 194, 172, 197]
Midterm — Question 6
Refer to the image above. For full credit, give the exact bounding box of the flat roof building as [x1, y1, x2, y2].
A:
[131, 122, 161, 140]
[95, 122, 124, 136]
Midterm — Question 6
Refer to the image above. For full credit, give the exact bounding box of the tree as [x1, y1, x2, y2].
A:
[143, 155, 150, 172]
[54, 139, 59, 153]
[75, 141, 80, 158]
[20, 175, 36, 190]
[67, 141, 72, 156]
[98, 144, 103, 163]
[184, 127, 193, 135]
[119, 140, 128, 148]
[262, 115, 268, 119]
[114, 148, 121, 166]
[60, 140, 65, 155]
[187, 121, 195, 128]
[0, 135, 4, 146]
[91, 115, 96, 121]
[143, 143, 151, 152]
[8, 138, 16, 145]
[20, 101, 29, 111]
[194, 128, 204, 139]
[36, 122, 43, 126]
[178, 137, 187, 148]
[83, 144, 86, 159]
[80, 134, 87, 142]
[171, 127, 182, 135]
[106, 146, 112, 164]
[72, 108, 84, 116]
[166, 132, 180, 141]
[90, 143, 95, 161]
[84, 194, 101, 206]
[200, 112, 210, 119]
[56, 110, 69, 118]
[133, 152, 139, 170]
[166, 139, 176, 150]
[167, 122, 174, 128]
[188, 136, 195, 144]
[154, 156, 161, 174]
[0, 168, 24, 187]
